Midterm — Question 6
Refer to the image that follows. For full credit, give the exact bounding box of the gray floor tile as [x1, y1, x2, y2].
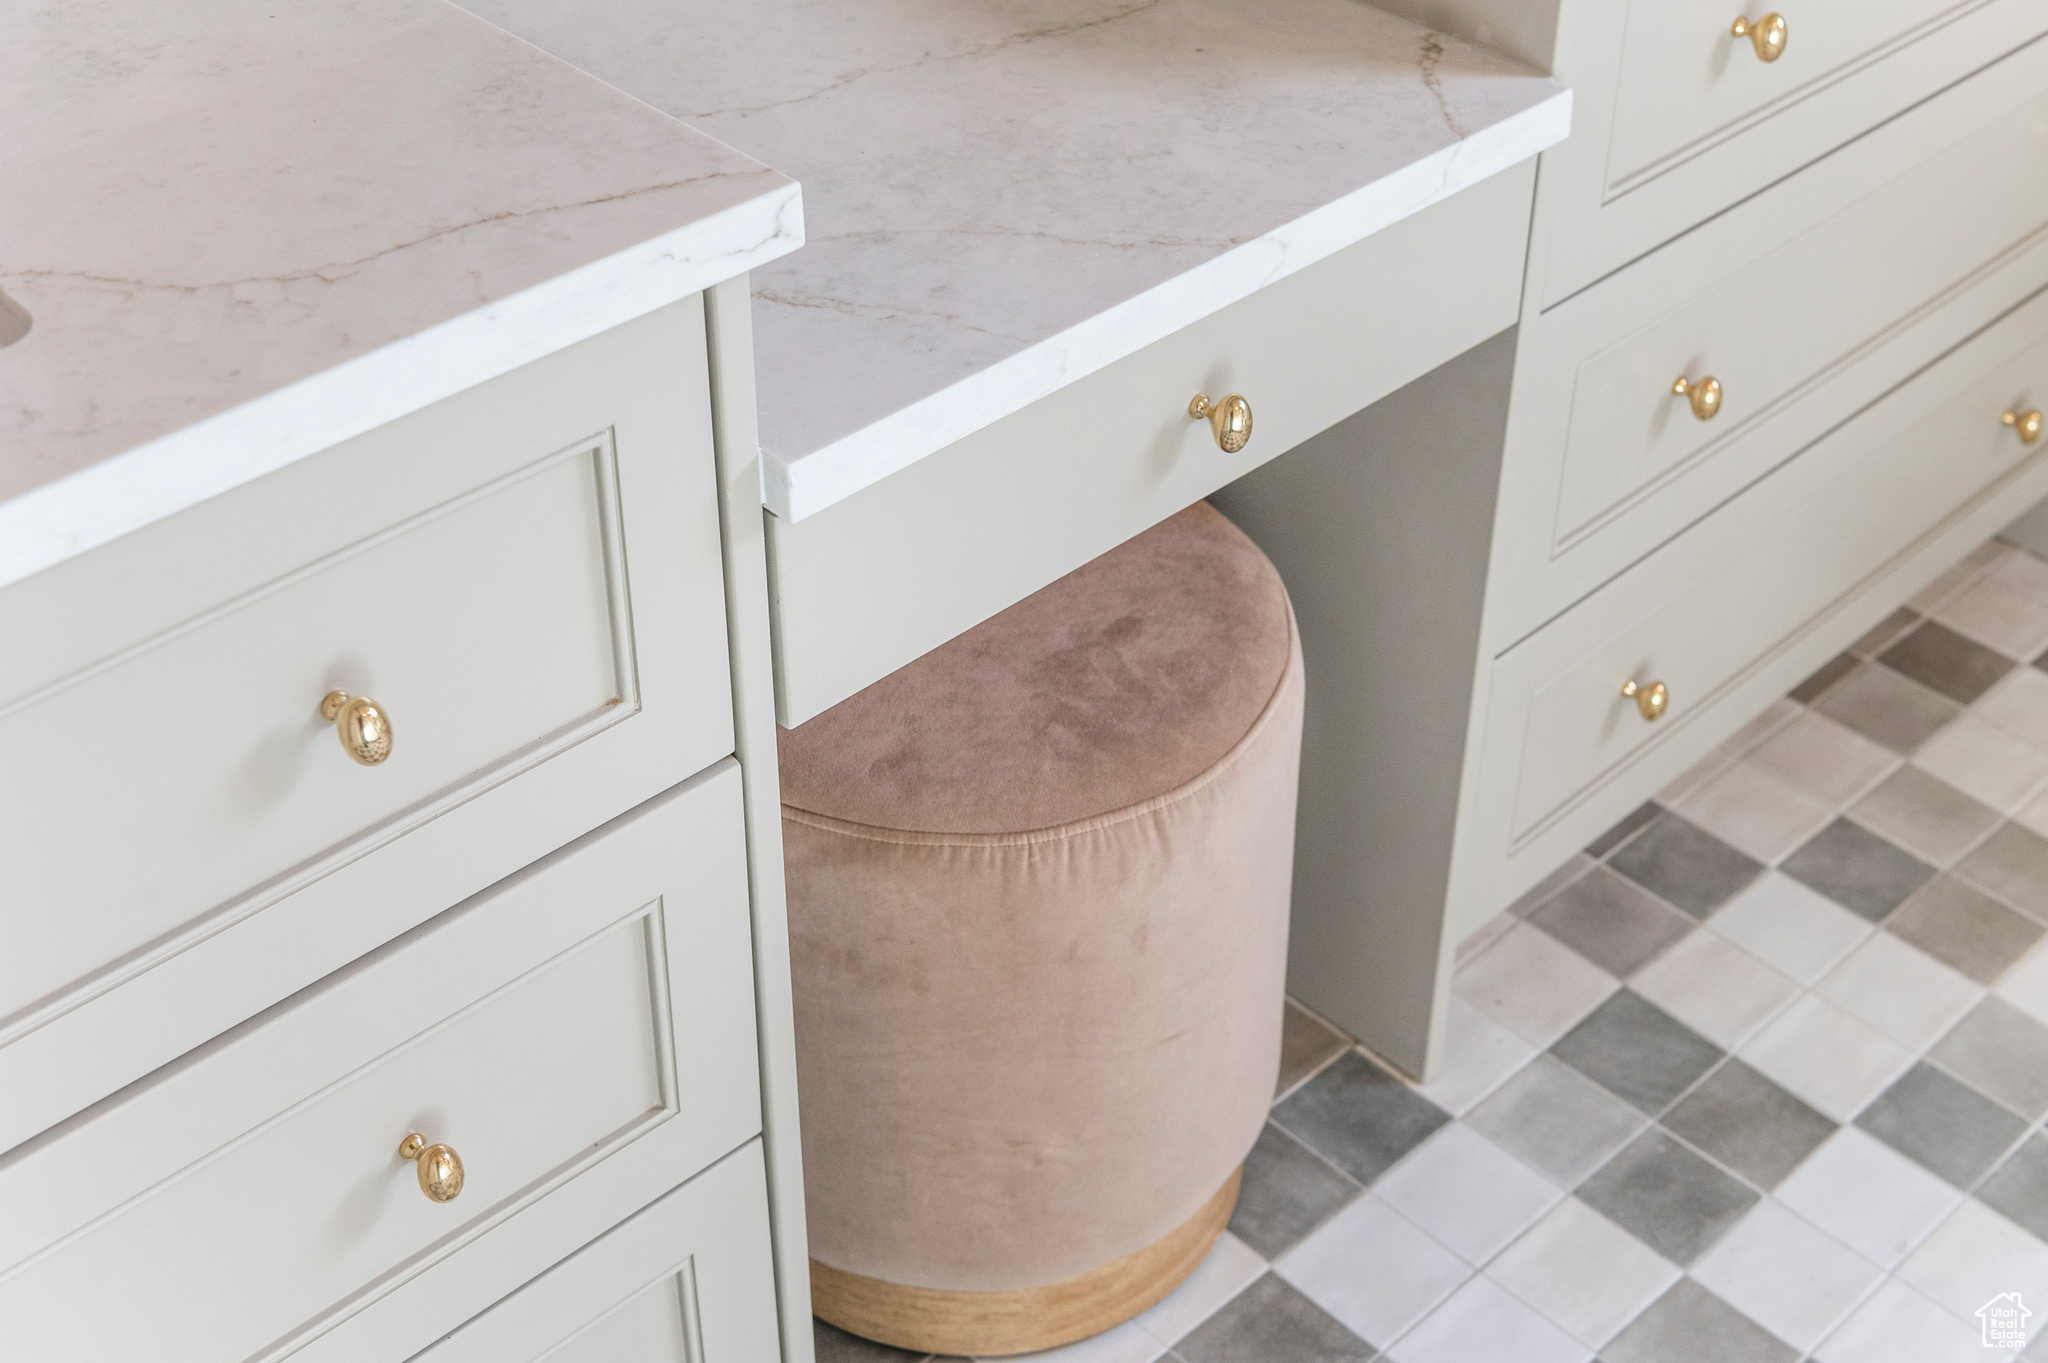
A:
[814, 1319, 932, 1362]
[1957, 822, 2048, 924]
[1271, 1051, 1450, 1186]
[1662, 1058, 1836, 1189]
[1879, 619, 2017, 704]
[1529, 866, 1694, 977]
[1779, 818, 1936, 922]
[1278, 1001, 1351, 1096]
[1588, 801, 1664, 859]
[1852, 607, 1923, 659]
[1173, 1272, 1378, 1363]
[1812, 662, 1961, 753]
[1854, 1061, 2029, 1189]
[1608, 814, 1765, 919]
[1886, 876, 2044, 984]
[1929, 998, 2048, 1120]
[1599, 1279, 1797, 1363]
[1789, 652, 1860, 704]
[1552, 991, 1725, 1117]
[1465, 1052, 1646, 1187]
[1979, 1134, 2048, 1243]
[1508, 853, 1595, 919]
[1230, 1120, 1360, 1260]
[1577, 1129, 1760, 1266]
[1846, 765, 2000, 866]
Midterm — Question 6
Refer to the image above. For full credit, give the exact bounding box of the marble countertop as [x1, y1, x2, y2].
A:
[467, 0, 1570, 520]
[0, 0, 801, 587]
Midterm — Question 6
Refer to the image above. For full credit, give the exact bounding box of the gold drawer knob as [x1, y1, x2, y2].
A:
[321, 690, 393, 766]
[1731, 13, 1788, 61]
[399, 1132, 465, 1203]
[2004, 408, 2043, 444]
[1672, 375, 1724, 422]
[1189, 392, 1253, 454]
[1621, 678, 1670, 722]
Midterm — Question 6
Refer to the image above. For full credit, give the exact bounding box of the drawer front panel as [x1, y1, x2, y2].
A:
[1610, 0, 1985, 193]
[1535, 0, 2048, 303]
[0, 763, 761, 1363]
[0, 298, 733, 1151]
[1491, 289, 2048, 849]
[767, 163, 1534, 726]
[1555, 86, 2048, 556]
[412, 1142, 780, 1363]
[1, 439, 630, 1027]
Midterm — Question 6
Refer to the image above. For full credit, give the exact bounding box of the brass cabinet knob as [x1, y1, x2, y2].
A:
[321, 690, 393, 766]
[1189, 392, 1253, 454]
[1731, 13, 1788, 61]
[1672, 375, 1724, 422]
[2004, 409, 2044, 444]
[399, 1132, 465, 1203]
[1621, 678, 1670, 722]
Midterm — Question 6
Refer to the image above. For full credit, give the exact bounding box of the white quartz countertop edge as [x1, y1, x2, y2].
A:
[762, 88, 1569, 523]
[0, 182, 802, 591]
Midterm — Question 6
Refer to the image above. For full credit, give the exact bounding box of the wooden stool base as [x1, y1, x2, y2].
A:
[811, 1167, 1243, 1358]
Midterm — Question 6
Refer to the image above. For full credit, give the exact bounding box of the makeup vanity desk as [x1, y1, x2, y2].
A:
[485, 0, 2048, 1088]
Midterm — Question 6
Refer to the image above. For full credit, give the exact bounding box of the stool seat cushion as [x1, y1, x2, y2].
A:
[780, 502, 1304, 1299]
[778, 502, 1295, 834]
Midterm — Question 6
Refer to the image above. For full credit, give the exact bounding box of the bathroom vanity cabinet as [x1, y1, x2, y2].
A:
[1, 4, 812, 1359]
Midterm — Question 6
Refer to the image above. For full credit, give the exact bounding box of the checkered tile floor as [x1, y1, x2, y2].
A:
[816, 536, 2048, 1363]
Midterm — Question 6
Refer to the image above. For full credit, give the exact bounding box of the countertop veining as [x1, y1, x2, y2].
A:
[468, 0, 1571, 520]
[0, 0, 801, 588]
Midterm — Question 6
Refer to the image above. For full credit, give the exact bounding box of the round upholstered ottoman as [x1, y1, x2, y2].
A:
[778, 502, 1305, 1357]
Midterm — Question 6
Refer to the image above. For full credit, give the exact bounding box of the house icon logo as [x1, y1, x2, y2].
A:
[1979, 1293, 2031, 1349]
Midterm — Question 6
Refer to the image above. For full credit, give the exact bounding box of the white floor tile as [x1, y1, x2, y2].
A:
[1659, 749, 1735, 808]
[1457, 910, 1518, 965]
[989, 1321, 1165, 1363]
[1485, 1198, 1679, 1349]
[1373, 1123, 1562, 1266]
[2017, 786, 2048, 843]
[1912, 559, 1987, 614]
[1708, 873, 1874, 984]
[1815, 1278, 2019, 1363]
[1992, 547, 2048, 605]
[1774, 1127, 1964, 1268]
[1412, 995, 1537, 1117]
[1690, 1200, 1885, 1352]
[1749, 710, 1901, 805]
[1629, 929, 1799, 1049]
[1996, 938, 2048, 1029]
[1453, 923, 1619, 1048]
[1980, 667, 2048, 746]
[1388, 1275, 1592, 1363]
[1274, 1195, 1470, 1348]
[1899, 1200, 2048, 1347]
[1739, 993, 1914, 1122]
[1677, 759, 1837, 865]
[1937, 577, 2048, 662]
[1815, 931, 1983, 1050]
[1132, 1232, 1265, 1348]
[1915, 715, 2048, 813]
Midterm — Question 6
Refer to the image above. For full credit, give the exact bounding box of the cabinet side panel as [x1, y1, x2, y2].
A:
[1210, 329, 1515, 1078]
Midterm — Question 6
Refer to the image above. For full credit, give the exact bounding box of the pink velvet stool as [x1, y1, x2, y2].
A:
[778, 501, 1305, 1357]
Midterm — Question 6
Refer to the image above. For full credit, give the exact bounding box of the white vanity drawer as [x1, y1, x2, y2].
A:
[0, 298, 733, 1152]
[412, 1141, 780, 1363]
[1470, 286, 2048, 906]
[1535, 0, 2047, 302]
[765, 162, 1534, 726]
[1547, 82, 2048, 578]
[0, 763, 760, 1363]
